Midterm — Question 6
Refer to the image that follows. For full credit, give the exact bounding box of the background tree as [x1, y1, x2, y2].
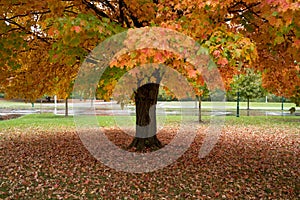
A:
[230, 68, 265, 110]
[189, 80, 209, 123]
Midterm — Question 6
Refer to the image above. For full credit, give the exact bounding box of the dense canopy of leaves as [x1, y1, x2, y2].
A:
[0, 0, 299, 102]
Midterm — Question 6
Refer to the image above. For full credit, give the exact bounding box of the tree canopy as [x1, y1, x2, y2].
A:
[0, 0, 299, 103]
[230, 68, 265, 109]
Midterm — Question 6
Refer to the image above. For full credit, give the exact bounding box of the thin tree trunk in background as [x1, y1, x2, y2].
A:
[65, 98, 68, 117]
[247, 97, 250, 110]
[40, 99, 42, 114]
[91, 98, 94, 108]
[54, 95, 57, 115]
[198, 95, 203, 123]
[129, 83, 162, 150]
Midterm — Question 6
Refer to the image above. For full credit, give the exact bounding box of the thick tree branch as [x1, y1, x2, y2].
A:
[118, 0, 131, 27]
[64, 9, 78, 15]
[228, 1, 268, 24]
[82, 0, 110, 19]
[119, 0, 144, 27]
[101, 0, 116, 12]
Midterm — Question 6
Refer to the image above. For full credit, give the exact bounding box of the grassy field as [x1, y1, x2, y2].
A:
[0, 99, 36, 109]
[0, 113, 299, 132]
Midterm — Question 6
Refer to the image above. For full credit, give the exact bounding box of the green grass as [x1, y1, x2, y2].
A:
[224, 115, 299, 127]
[0, 114, 75, 131]
[0, 113, 298, 132]
[0, 99, 67, 110]
[0, 99, 35, 109]
[0, 114, 184, 131]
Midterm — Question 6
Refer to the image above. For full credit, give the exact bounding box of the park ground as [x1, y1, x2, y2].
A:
[0, 100, 299, 199]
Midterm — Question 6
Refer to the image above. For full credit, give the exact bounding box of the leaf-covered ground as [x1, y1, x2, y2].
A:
[0, 125, 299, 199]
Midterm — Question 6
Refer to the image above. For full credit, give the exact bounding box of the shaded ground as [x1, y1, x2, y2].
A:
[0, 114, 22, 121]
[0, 125, 299, 199]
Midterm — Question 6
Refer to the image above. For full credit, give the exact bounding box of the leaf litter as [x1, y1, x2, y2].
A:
[0, 125, 299, 199]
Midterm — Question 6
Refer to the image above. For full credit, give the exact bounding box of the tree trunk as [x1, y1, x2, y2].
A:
[65, 98, 68, 117]
[128, 83, 162, 150]
[197, 95, 203, 123]
[91, 98, 94, 108]
[247, 97, 250, 110]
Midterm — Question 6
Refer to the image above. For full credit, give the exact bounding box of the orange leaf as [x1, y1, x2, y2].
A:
[217, 57, 228, 66]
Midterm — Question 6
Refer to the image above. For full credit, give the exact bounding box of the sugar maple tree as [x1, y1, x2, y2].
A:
[1, 0, 299, 149]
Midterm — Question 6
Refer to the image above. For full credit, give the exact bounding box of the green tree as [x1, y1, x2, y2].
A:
[230, 68, 265, 110]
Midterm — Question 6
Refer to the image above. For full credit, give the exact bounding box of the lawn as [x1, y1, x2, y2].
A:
[0, 113, 299, 131]
[0, 114, 299, 199]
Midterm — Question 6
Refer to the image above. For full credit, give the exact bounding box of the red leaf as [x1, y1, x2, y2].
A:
[217, 57, 228, 66]
[71, 26, 82, 33]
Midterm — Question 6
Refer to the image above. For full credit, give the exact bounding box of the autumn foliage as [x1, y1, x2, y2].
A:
[0, 0, 299, 102]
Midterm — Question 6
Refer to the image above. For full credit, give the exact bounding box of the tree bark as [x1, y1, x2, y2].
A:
[247, 97, 250, 110]
[128, 83, 162, 150]
[197, 95, 203, 123]
[91, 97, 94, 108]
[65, 97, 68, 117]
